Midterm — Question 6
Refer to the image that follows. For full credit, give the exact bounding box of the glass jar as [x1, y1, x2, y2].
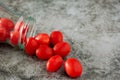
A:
[0, 2, 36, 49]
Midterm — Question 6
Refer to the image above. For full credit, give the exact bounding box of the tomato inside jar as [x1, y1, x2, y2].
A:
[0, 16, 36, 50]
[0, 3, 36, 49]
[0, 18, 15, 43]
[0, 27, 8, 42]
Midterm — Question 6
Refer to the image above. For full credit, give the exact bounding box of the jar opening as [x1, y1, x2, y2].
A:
[14, 16, 36, 49]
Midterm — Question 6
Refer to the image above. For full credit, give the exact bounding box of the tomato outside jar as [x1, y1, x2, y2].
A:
[0, 2, 36, 49]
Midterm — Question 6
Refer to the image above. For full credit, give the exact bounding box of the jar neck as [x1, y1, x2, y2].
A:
[16, 16, 36, 49]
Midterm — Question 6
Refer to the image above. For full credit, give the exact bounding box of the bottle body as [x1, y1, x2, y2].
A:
[0, 3, 36, 49]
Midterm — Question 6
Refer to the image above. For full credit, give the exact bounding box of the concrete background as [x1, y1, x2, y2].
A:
[0, 0, 120, 80]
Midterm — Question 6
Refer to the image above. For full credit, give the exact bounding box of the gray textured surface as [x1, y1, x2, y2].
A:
[0, 0, 120, 80]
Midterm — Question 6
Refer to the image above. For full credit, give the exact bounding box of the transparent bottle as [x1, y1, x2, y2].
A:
[0, 2, 36, 49]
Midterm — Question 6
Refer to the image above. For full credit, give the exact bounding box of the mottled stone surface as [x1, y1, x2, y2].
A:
[0, 0, 120, 80]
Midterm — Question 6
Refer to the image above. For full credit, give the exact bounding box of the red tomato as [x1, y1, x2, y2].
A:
[36, 45, 53, 60]
[0, 18, 14, 31]
[53, 42, 71, 57]
[25, 37, 39, 56]
[64, 58, 82, 78]
[10, 31, 20, 46]
[0, 27, 8, 42]
[35, 33, 50, 45]
[6, 30, 10, 40]
[46, 55, 63, 72]
[50, 31, 63, 45]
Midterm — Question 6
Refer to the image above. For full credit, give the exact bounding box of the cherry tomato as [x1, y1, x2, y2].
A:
[53, 42, 71, 57]
[0, 18, 14, 31]
[50, 31, 63, 45]
[35, 33, 50, 45]
[46, 55, 63, 72]
[14, 21, 23, 31]
[36, 45, 53, 60]
[10, 31, 20, 46]
[0, 27, 8, 42]
[25, 37, 39, 56]
[64, 58, 82, 78]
